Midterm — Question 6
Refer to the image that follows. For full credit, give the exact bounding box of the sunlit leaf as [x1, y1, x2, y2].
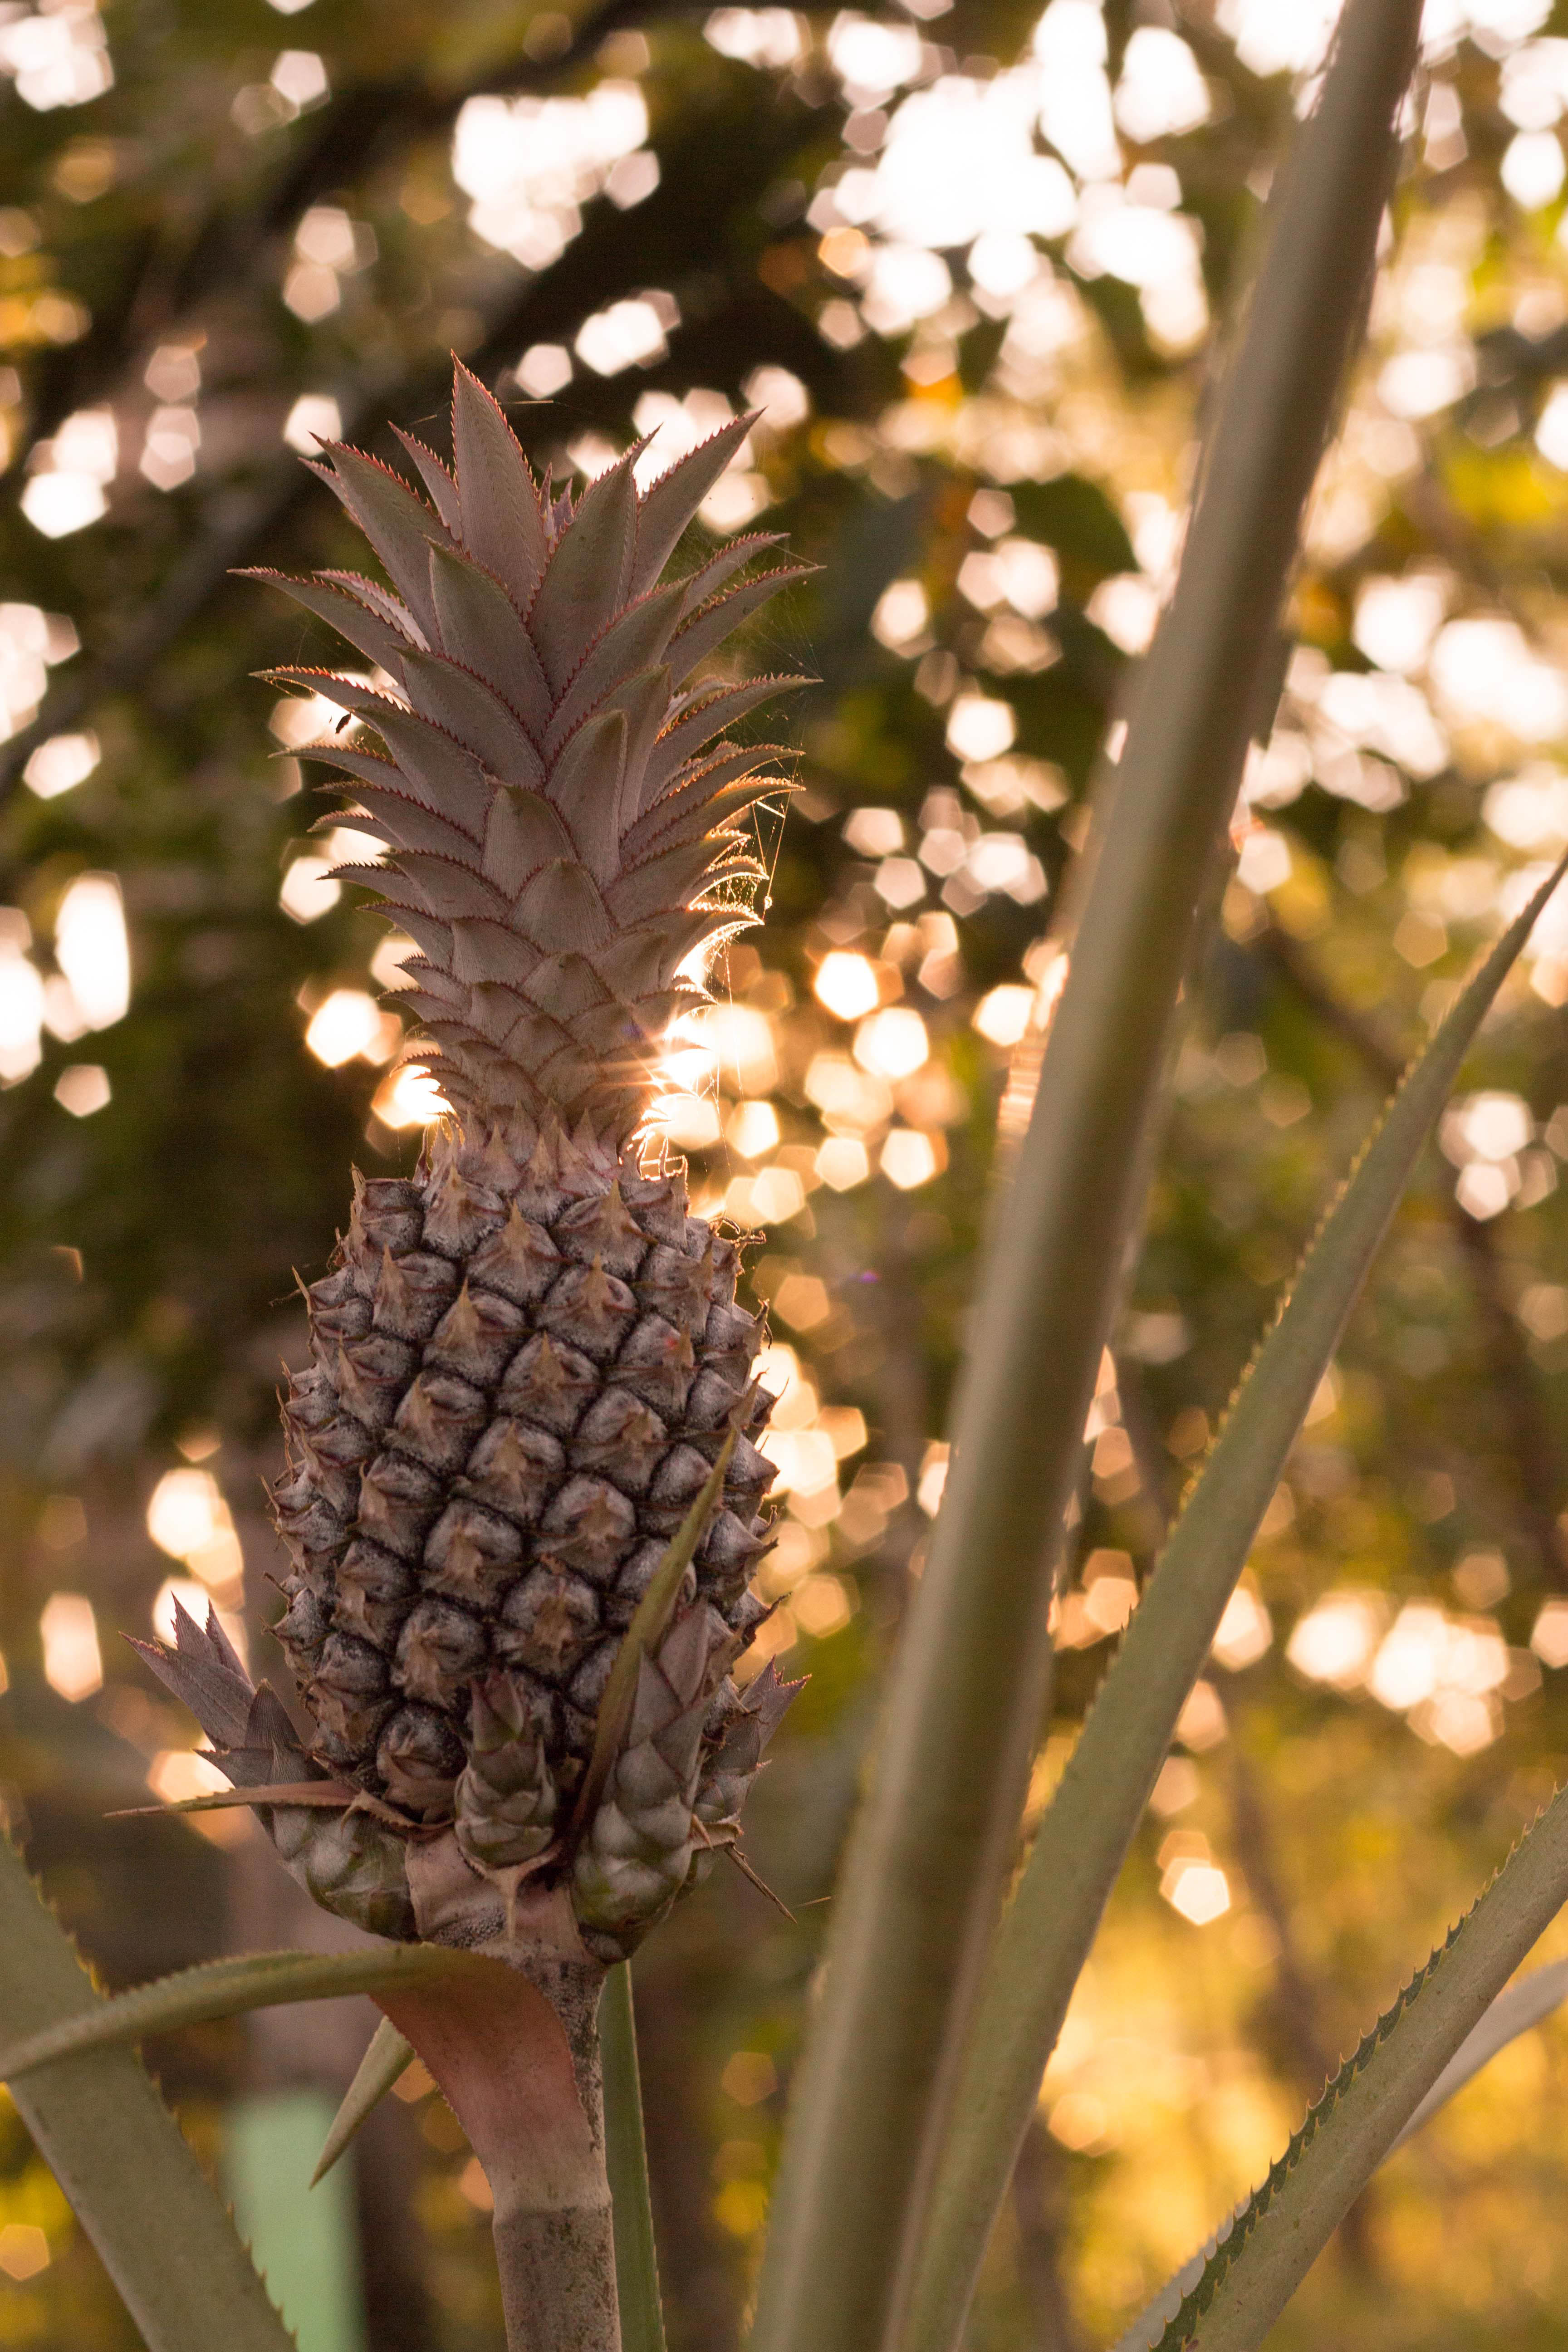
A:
[904, 853, 1568, 2350]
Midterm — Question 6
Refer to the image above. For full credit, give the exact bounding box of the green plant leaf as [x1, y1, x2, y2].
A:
[0, 1833, 299, 2352]
[904, 852, 1568, 2352]
[1134, 1790, 1568, 2351]
[1389, 1953, 1568, 2150]
[600, 1963, 667, 2352]
[0, 1943, 504, 2083]
[310, 2015, 416, 2187]
[1117, 1956, 1568, 2349]
[748, 6, 1424, 2347]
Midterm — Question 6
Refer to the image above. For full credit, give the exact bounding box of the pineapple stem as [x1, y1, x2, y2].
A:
[493, 2191, 620, 2352]
[377, 1836, 621, 2352]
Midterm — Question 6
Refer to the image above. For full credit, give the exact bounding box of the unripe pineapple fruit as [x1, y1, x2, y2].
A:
[146, 365, 807, 1962]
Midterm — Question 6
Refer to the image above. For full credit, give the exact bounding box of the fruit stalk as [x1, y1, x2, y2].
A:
[382, 1841, 618, 2352]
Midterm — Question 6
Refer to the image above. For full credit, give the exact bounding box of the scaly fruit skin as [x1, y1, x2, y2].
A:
[244, 364, 807, 1958]
[272, 1111, 779, 1945]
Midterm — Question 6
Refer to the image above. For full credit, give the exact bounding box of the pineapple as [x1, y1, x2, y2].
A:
[139, 364, 806, 1965]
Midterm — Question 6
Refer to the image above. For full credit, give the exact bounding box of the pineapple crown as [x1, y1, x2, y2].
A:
[251, 362, 808, 1144]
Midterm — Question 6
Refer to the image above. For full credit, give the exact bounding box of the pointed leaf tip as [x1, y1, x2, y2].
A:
[450, 360, 549, 603]
[312, 2016, 416, 2185]
[632, 416, 758, 597]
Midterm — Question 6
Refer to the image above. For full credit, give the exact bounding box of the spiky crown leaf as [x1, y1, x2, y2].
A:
[251, 363, 808, 1142]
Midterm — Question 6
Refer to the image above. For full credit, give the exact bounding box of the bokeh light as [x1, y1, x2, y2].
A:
[814, 951, 880, 1020]
[54, 872, 129, 1028]
[39, 1592, 102, 1702]
[146, 1466, 245, 1605]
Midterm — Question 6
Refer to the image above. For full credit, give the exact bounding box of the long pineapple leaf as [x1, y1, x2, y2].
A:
[1141, 1787, 1568, 2350]
[600, 1963, 668, 2352]
[0, 1943, 504, 2082]
[747, 6, 1423, 2347]
[904, 853, 1568, 2352]
[310, 2015, 416, 2186]
[1388, 1953, 1568, 2150]
[1118, 1955, 1568, 2350]
[0, 1833, 299, 2352]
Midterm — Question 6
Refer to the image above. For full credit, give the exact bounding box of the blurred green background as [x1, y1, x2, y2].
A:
[10, 0, 1568, 2345]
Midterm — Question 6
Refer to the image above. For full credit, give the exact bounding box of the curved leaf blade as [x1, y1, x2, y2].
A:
[1146, 1789, 1568, 2350]
[1118, 1955, 1568, 2350]
[311, 2015, 416, 2187]
[904, 853, 1568, 2351]
[0, 1944, 501, 2084]
[0, 1833, 299, 2352]
[1390, 1953, 1568, 2151]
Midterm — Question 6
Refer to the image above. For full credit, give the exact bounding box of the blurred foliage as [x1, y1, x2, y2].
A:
[12, 0, 1568, 2347]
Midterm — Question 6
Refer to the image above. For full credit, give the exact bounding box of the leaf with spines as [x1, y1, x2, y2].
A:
[1116, 1959, 1568, 2352]
[393, 427, 463, 532]
[668, 564, 815, 686]
[545, 587, 685, 756]
[903, 848, 1568, 2352]
[397, 649, 547, 787]
[309, 782, 478, 867]
[1132, 1774, 1568, 2351]
[257, 364, 803, 1141]
[676, 530, 787, 614]
[629, 416, 757, 594]
[0, 1833, 302, 2352]
[320, 568, 427, 643]
[450, 361, 550, 597]
[426, 541, 552, 731]
[529, 459, 641, 687]
[0, 1946, 510, 2087]
[1390, 1953, 1568, 2150]
[242, 569, 415, 674]
[308, 445, 449, 636]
